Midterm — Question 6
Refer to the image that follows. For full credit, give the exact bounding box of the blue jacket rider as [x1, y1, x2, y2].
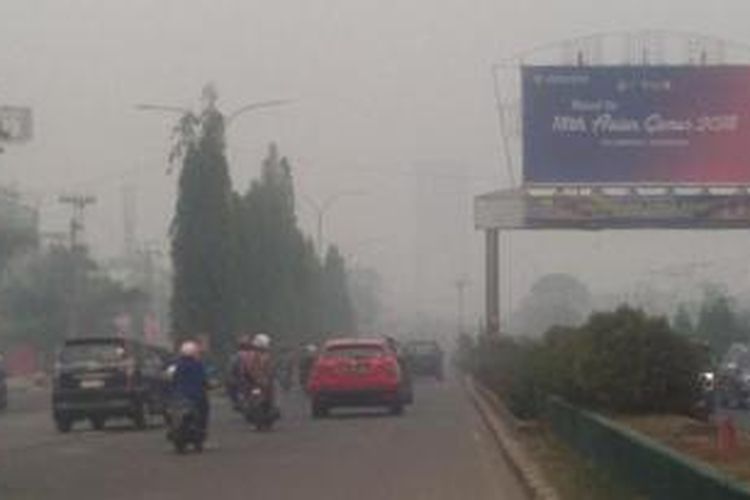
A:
[171, 341, 209, 433]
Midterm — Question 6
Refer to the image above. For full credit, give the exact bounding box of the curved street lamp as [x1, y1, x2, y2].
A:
[135, 86, 294, 170]
[299, 190, 368, 257]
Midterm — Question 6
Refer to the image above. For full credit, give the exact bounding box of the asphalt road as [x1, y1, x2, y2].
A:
[0, 377, 528, 500]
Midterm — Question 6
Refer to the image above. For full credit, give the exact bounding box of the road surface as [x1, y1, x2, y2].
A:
[0, 377, 528, 500]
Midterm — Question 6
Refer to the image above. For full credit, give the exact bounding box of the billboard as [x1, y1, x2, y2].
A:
[523, 66, 750, 185]
[475, 190, 750, 230]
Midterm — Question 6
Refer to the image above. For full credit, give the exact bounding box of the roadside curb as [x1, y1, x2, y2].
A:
[465, 375, 559, 500]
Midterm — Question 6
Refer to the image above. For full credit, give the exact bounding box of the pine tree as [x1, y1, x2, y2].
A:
[170, 103, 234, 357]
[672, 304, 694, 336]
[320, 246, 354, 335]
[695, 290, 744, 357]
[232, 143, 356, 343]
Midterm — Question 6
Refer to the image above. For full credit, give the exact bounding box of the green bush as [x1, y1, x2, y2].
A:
[469, 306, 704, 418]
[471, 334, 543, 419]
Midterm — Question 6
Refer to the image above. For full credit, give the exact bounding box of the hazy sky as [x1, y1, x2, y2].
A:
[2, 1, 750, 329]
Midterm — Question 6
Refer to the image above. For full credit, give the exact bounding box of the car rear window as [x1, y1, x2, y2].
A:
[324, 344, 384, 359]
[59, 341, 128, 366]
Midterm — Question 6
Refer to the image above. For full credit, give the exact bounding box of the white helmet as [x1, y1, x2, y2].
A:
[179, 340, 200, 358]
[252, 333, 271, 350]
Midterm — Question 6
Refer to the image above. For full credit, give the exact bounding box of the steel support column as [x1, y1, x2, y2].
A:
[485, 228, 500, 335]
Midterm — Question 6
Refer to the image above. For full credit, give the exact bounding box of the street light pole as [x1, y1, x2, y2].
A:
[300, 190, 367, 257]
[455, 277, 470, 336]
[135, 99, 293, 127]
[135, 85, 293, 162]
[58, 194, 97, 338]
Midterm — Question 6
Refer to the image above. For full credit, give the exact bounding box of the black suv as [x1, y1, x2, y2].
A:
[52, 337, 172, 432]
[404, 340, 444, 380]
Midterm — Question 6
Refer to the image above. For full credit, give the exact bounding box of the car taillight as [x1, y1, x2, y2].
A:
[315, 359, 338, 375]
[309, 359, 335, 382]
[374, 357, 400, 379]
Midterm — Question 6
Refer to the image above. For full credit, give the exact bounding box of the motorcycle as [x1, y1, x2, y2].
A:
[165, 397, 205, 453]
[240, 385, 278, 431]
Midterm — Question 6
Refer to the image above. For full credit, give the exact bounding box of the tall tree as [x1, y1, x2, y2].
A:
[232, 143, 355, 343]
[170, 94, 234, 357]
[672, 304, 694, 337]
[236, 144, 295, 336]
[695, 289, 745, 357]
[349, 266, 383, 333]
[0, 245, 143, 360]
[320, 246, 354, 335]
[510, 273, 591, 337]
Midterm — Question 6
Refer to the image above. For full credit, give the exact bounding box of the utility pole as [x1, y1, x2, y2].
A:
[138, 243, 163, 313]
[58, 194, 96, 337]
[138, 242, 164, 343]
[455, 277, 470, 336]
[59, 194, 96, 251]
[121, 184, 137, 261]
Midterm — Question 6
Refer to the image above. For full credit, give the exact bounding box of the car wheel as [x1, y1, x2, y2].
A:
[89, 416, 106, 431]
[311, 401, 329, 419]
[55, 416, 73, 433]
[174, 439, 187, 454]
[390, 403, 404, 416]
[132, 402, 147, 430]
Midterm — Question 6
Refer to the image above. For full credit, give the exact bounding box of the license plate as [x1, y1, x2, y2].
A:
[80, 379, 104, 389]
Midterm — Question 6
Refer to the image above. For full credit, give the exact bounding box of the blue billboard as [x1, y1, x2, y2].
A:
[522, 65, 750, 185]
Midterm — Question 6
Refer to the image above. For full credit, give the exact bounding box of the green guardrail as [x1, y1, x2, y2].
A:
[545, 396, 750, 500]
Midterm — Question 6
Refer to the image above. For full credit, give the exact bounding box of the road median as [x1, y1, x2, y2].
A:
[465, 375, 559, 500]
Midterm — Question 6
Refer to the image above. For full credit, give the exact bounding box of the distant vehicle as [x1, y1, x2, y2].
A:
[307, 338, 405, 417]
[717, 343, 750, 409]
[52, 337, 173, 432]
[384, 336, 414, 405]
[404, 340, 444, 380]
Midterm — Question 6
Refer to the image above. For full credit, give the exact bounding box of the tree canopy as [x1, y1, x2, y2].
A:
[510, 273, 591, 337]
[230, 143, 354, 346]
[170, 106, 234, 356]
[170, 116, 356, 355]
[0, 246, 144, 360]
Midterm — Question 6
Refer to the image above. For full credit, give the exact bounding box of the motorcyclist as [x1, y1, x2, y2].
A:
[170, 340, 210, 437]
[227, 335, 253, 409]
[239, 333, 275, 413]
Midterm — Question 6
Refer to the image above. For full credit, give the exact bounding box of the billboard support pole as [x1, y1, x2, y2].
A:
[491, 65, 518, 187]
[485, 228, 500, 336]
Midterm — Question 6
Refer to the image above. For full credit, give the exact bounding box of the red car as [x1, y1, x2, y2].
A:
[307, 338, 404, 417]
